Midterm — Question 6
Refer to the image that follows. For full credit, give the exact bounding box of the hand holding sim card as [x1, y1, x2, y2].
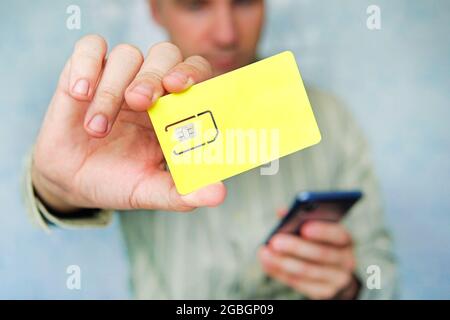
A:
[148, 51, 321, 195]
[32, 41, 229, 213]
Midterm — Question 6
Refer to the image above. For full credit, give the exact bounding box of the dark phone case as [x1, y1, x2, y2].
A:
[264, 191, 363, 244]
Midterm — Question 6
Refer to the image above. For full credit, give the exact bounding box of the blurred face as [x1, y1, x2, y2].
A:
[150, 0, 265, 76]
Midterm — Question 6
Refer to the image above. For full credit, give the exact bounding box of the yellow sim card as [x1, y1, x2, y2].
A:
[147, 51, 321, 195]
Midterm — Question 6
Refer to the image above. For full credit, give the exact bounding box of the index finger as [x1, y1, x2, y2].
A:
[269, 234, 345, 267]
[301, 221, 352, 247]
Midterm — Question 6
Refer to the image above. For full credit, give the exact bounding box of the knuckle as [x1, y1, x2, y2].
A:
[169, 200, 195, 213]
[111, 44, 143, 62]
[329, 250, 341, 264]
[187, 55, 212, 73]
[137, 70, 164, 82]
[316, 247, 330, 260]
[132, 72, 165, 95]
[264, 259, 279, 273]
[168, 190, 195, 213]
[128, 197, 140, 210]
[343, 232, 352, 245]
[310, 293, 322, 300]
[150, 41, 183, 61]
[309, 286, 334, 300]
[96, 86, 123, 106]
[291, 279, 300, 289]
[265, 264, 277, 275]
[337, 233, 348, 245]
[290, 241, 302, 255]
[309, 292, 321, 300]
[284, 276, 296, 288]
[127, 185, 141, 210]
[319, 287, 336, 300]
[282, 259, 296, 274]
[299, 264, 312, 277]
[80, 34, 106, 44]
[75, 51, 102, 68]
[75, 34, 107, 55]
[346, 255, 356, 271]
[175, 64, 197, 78]
[293, 261, 303, 276]
[153, 41, 178, 52]
[339, 273, 352, 289]
[261, 263, 272, 274]
[337, 226, 351, 244]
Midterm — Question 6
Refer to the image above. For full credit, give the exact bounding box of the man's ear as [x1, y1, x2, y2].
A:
[149, 0, 164, 26]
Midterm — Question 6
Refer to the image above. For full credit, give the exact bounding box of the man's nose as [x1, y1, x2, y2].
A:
[211, 5, 238, 48]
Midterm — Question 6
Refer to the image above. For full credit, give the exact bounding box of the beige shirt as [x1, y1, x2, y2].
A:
[23, 88, 398, 299]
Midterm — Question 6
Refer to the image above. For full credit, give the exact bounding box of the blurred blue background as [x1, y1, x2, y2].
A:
[0, 0, 448, 299]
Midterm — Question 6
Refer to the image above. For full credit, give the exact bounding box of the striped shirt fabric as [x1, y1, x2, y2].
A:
[24, 87, 398, 299]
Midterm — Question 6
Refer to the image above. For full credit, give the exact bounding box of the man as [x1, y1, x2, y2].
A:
[24, 0, 397, 299]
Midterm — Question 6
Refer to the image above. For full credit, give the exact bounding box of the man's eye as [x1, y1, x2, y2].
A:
[184, 0, 207, 11]
[234, 0, 258, 6]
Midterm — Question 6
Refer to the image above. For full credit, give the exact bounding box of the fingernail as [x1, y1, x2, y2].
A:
[151, 92, 160, 105]
[131, 83, 153, 99]
[72, 79, 90, 96]
[168, 71, 188, 84]
[179, 182, 225, 208]
[88, 114, 108, 134]
[167, 71, 194, 89]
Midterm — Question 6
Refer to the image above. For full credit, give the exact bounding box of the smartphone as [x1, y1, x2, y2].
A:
[264, 191, 363, 244]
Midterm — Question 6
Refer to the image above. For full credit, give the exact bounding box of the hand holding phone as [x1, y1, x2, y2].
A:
[265, 191, 363, 244]
[260, 190, 363, 299]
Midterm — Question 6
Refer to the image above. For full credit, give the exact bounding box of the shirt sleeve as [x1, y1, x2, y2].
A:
[21, 147, 114, 233]
[330, 101, 399, 299]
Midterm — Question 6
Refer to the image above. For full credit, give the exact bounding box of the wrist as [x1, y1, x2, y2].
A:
[31, 163, 80, 214]
[334, 274, 361, 300]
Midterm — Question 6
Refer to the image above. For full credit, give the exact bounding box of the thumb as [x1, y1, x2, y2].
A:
[180, 182, 227, 208]
[130, 170, 227, 211]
